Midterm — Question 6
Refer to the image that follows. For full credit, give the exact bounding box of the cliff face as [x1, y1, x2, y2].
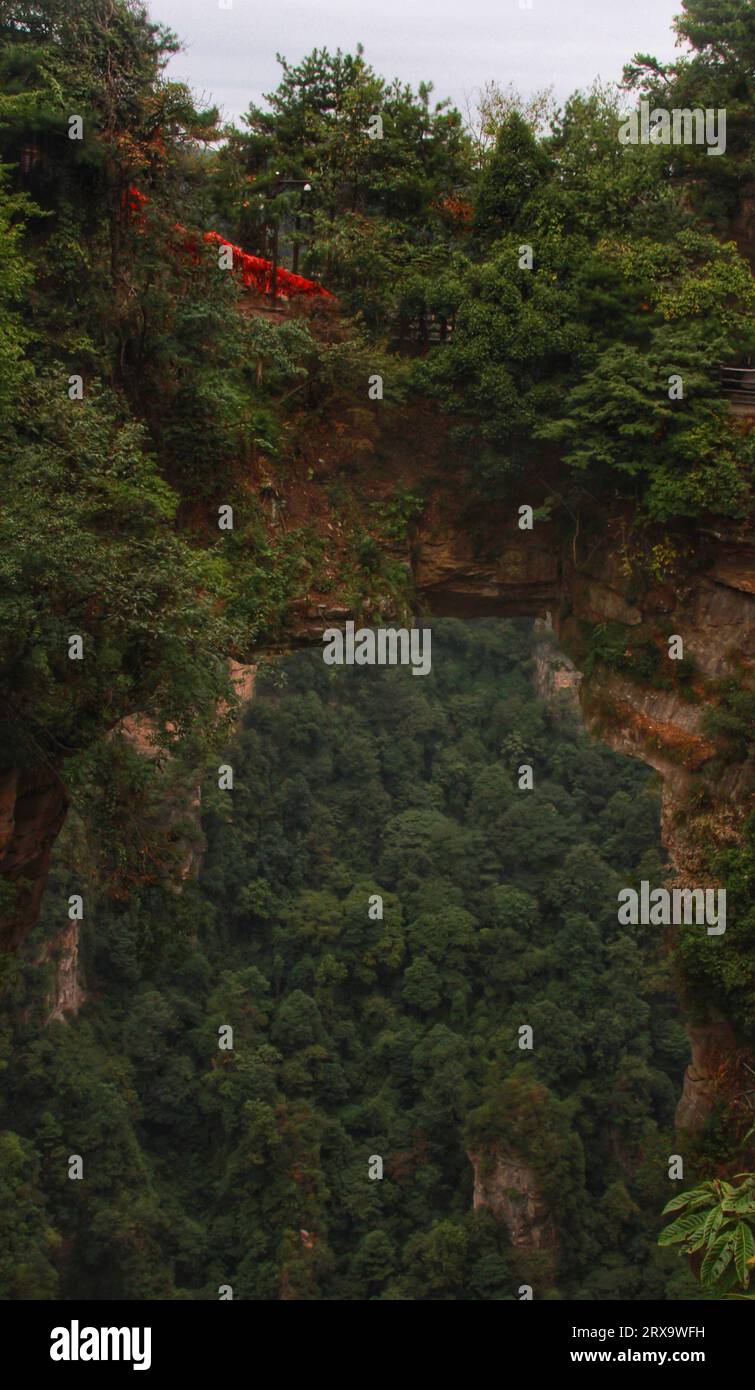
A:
[44, 918, 86, 1023]
[414, 511, 753, 863]
[1, 402, 752, 956]
[675, 1021, 740, 1133]
[467, 1148, 557, 1254]
[2, 428, 751, 1267]
[410, 519, 751, 907]
[564, 530, 755, 875]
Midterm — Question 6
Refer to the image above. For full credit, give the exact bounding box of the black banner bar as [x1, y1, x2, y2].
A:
[8, 1298, 745, 1377]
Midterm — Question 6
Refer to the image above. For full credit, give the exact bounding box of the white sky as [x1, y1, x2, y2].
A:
[148, 0, 686, 125]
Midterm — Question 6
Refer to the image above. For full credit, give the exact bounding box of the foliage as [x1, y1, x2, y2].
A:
[0, 379, 234, 767]
[659, 1175, 755, 1295]
[0, 621, 697, 1300]
[537, 323, 753, 521]
[623, 0, 755, 230]
[0, 0, 753, 1309]
[0, 175, 33, 428]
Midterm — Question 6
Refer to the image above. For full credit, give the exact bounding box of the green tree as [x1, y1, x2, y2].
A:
[0, 1131, 59, 1298]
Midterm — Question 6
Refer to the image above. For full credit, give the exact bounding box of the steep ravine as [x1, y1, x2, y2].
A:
[3, 435, 753, 1222]
[3, 380, 753, 954]
[4, 520, 751, 921]
[2, 508, 752, 949]
[9, 499, 752, 1263]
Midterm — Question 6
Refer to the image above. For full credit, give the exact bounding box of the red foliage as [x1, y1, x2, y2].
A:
[122, 185, 149, 231]
[202, 231, 333, 301]
[434, 193, 473, 225]
[126, 186, 333, 300]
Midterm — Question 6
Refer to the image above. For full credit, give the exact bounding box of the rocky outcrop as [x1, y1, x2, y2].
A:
[45, 919, 86, 1023]
[532, 630, 582, 715]
[467, 1148, 557, 1252]
[675, 1021, 741, 1133]
[570, 534, 754, 873]
[414, 517, 561, 618]
[120, 659, 257, 886]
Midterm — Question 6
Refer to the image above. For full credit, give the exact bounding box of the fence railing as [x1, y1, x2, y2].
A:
[720, 364, 755, 410]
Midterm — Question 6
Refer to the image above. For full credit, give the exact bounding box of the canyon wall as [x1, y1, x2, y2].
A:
[2, 456, 751, 1261]
[2, 406, 752, 1069]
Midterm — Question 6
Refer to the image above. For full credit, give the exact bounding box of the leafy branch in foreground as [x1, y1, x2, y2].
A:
[658, 1174, 755, 1297]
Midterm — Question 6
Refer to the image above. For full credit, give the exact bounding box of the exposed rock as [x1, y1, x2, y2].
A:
[705, 541, 755, 596]
[675, 1021, 740, 1132]
[467, 1148, 557, 1252]
[0, 767, 15, 856]
[678, 574, 755, 681]
[414, 518, 560, 617]
[2, 448, 752, 963]
[45, 919, 86, 1023]
[117, 658, 258, 889]
[532, 633, 582, 715]
[228, 659, 256, 706]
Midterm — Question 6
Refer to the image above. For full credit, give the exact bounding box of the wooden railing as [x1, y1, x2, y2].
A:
[720, 364, 755, 413]
[392, 314, 455, 349]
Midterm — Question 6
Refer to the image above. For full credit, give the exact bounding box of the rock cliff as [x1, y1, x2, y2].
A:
[467, 1147, 557, 1253]
[2, 407, 752, 967]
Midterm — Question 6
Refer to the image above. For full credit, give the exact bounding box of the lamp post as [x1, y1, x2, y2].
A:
[264, 174, 312, 304]
[293, 183, 312, 275]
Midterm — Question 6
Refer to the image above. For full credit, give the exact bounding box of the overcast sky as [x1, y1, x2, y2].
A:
[148, 0, 685, 126]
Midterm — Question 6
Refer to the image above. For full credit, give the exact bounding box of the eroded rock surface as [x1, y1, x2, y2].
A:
[468, 1148, 557, 1253]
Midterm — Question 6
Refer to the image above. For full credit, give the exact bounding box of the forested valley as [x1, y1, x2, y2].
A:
[3, 620, 702, 1301]
[0, 0, 754, 1303]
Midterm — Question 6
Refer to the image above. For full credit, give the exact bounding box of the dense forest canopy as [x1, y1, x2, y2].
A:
[0, 0, 754, 1301]
[0, 620, 704, 1301]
